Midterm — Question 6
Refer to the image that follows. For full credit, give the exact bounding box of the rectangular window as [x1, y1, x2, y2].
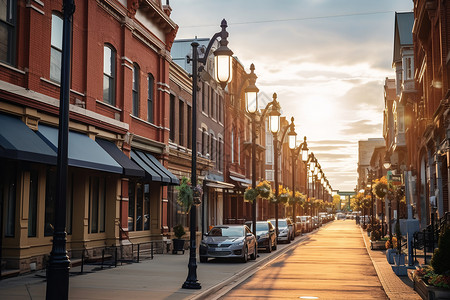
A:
[3, 171, 16, 237]
[0, 0, 16, 65]
[218, 138, 223, 171]
[219, 96, 223, 123]
[187, 105, 192, 149]
[128, 181, 135, 231]
[132, 64, 140, 117]
[103, 45, 116, 105]
[50, 13, 63, 82]
[211, 92, 215, 119]
[89, 176, 106, 233]
[169, 94, 176, 141]
[45, 168, 57, 236]
[128, 181, 150, 231]
[179, 100, 184, 146]
[147, 74, 154, 123]
[28, 170, 38, 237]
[202, 82, 206, 112]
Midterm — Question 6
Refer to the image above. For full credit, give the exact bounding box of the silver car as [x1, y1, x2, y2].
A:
[269, 218, 295, 243]
[199, 225, 257, 263]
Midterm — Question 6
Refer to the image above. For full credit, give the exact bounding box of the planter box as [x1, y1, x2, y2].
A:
[391, 265, 407, 276]
[386, 248, 396, 264]
[393, 253, 405, 266]
[414, 276, 450, 300]
[370, 240, 386, 250]
[172, 239, 185, 254]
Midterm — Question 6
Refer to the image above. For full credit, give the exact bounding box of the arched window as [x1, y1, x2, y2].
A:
[147, 73, 154, 123]
[103, 45, 116, 105]
[132, 63, 140, 117]
[50, 13, 63, 82]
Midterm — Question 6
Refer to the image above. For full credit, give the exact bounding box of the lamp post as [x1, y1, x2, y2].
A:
[267, 94, 292, 236]
[46, 1, 75, 299]
[287, 119, 309, 229]
[244, 64, 259, 238]
[183, 19, 233, 290]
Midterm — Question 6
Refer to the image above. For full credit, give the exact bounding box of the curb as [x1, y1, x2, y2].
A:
[190, 231, 313, 300]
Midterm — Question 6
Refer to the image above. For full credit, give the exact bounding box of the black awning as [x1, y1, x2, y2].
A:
[0, 113, 56, 164]
[144, 152, 180, 185]
[130, 150, 179, 185]
[36, 124, 122, 174]
[130, 150, 161, 182]
[96, 139, 145, 177]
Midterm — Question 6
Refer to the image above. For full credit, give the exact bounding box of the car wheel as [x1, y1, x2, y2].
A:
[272, 240, 277, 251]
[200, 256, 208, 263]
[241, 246, 248, 263]
[250, 245, 257, 260]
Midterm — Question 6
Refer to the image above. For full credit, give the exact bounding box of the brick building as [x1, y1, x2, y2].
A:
[0, 0, 178, 274]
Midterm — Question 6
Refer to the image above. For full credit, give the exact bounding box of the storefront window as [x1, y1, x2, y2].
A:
[1, 166, 16, 238]
[44, 168, 56, 236]
[28, 170, 38, 237]
[128, 181, 150, 231]
[89, 176, 106, 233]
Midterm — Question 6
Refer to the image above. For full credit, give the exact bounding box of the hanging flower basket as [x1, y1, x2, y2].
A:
[176, 177, 193, 212]
[193, 183, 203, 198]
[244, 188, 258, 203]
[372, 177, 388, 198]
[256, 180, 272, 199]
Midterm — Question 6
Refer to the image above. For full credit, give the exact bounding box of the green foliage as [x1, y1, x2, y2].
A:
[244, 188, 259, 202]
[176, 177, 193, 212]
[431, 225, 450, 275]
[173, 224, 186, 239]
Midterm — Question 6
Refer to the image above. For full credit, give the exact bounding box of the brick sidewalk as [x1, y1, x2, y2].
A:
[360, 227, 421, 300]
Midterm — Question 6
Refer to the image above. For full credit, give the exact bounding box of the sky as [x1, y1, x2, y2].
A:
[169, 0, 413, 192]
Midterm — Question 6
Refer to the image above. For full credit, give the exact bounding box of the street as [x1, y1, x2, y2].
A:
[216, 220, 387, 300]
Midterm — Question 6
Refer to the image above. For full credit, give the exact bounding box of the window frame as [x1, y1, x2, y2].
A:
[147, 73, 154, 123]
[132, 63, 140, 117]
[0, 0, 17, 66]
[50, 12, 63, 83]
[103, 44, 116, 105]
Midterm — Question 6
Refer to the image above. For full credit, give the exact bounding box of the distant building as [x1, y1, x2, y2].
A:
[357, 138, 385, 190]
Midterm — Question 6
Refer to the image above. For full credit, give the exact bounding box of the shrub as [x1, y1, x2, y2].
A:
[173, 224, 186, 239]
[431, 224, 450, 275]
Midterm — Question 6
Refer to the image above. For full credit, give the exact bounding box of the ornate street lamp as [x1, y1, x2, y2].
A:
[183, 19, 233, 290]
[244, 64, 259, 238]
[266, 95, 294, 235]
[288, 120, 309, 231]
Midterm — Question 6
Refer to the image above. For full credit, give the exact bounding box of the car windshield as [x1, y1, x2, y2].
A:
[269, 220, 287, 227]
[255, 223, 268, 231]
[208, 227, 243, 237]
[300, 217, 308, 221]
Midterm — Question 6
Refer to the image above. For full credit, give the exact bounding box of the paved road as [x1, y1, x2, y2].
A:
[218, 220, 388, 300]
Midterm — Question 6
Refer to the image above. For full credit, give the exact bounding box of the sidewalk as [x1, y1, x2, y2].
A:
[360, 226, 421, 300]
[0, 235, 309, 300]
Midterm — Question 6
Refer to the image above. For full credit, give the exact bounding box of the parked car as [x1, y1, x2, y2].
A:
[246, 221, 277, 252]
[199, 225, 257, 263]
[268, 218, 294, 243]
[296, 216, 312, 233]
[335, 212, 346, 220]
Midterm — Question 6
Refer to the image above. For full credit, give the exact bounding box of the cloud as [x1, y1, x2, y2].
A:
[340, 119, 382, 135]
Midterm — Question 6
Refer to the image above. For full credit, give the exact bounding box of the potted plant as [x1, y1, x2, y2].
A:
[172, 224, 186, 254]
[412, 224, 450, 299]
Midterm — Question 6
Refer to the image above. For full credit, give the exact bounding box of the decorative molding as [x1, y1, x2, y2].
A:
[26, 2, 45, 15]
[0, 61, 26, 74]
[96, 99, 122, 112]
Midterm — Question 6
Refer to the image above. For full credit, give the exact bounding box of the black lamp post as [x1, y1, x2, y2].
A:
[244, 64, 259, 238]
[46, 1, 75, 299]
[183, 19, 233, 290]
[288, 122, 309, 227]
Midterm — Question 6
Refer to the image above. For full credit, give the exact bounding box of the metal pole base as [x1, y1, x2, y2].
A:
[182, 280, 201, 289]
